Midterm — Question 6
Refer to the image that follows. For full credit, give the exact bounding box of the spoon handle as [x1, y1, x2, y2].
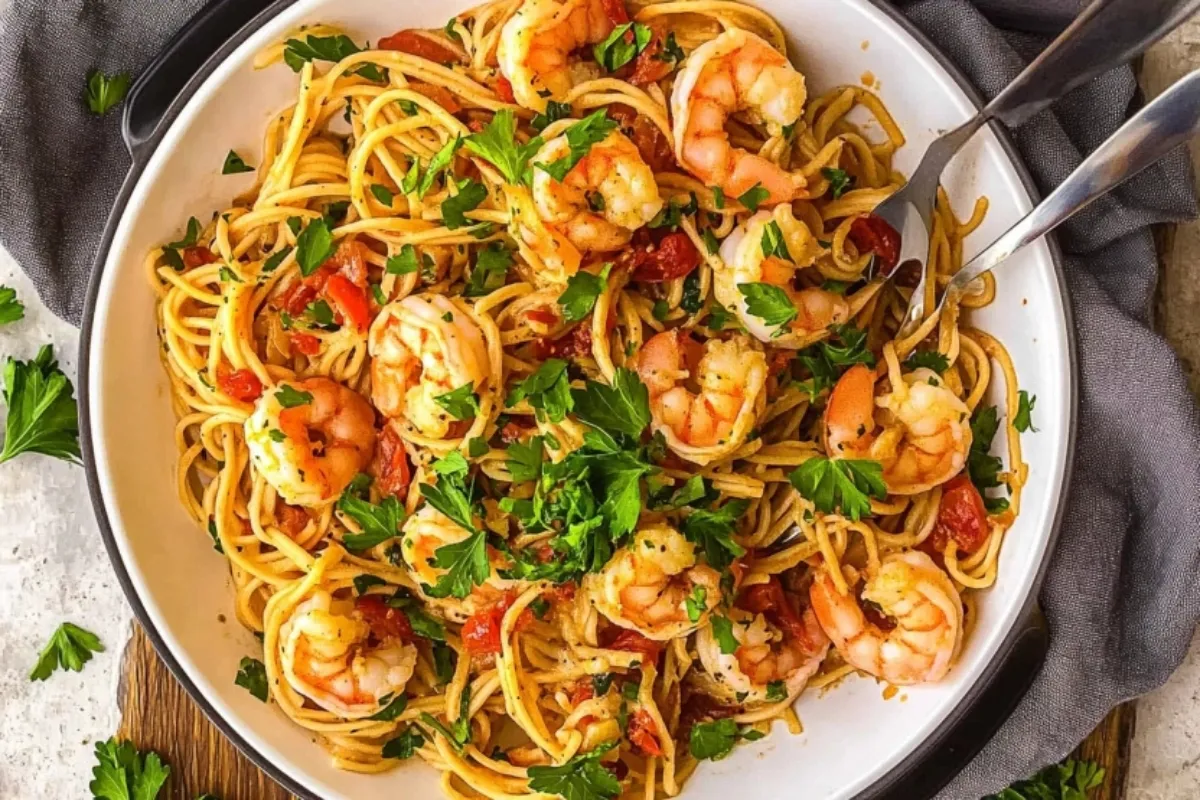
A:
[985, 0, 1200, 129]
[948, 68, 1200, 295]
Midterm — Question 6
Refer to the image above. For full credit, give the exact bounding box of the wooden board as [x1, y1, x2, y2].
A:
[118, 623, 1135, 800]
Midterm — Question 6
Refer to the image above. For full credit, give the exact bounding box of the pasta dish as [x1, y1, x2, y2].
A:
[149, 0, 1030, 796]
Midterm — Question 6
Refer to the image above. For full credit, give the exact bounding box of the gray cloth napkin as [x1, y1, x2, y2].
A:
[1, 0, 1198, 797]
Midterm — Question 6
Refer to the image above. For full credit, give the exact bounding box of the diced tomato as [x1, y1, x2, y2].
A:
[377, 29, 465, 64]
[607, 104, 674, 172]
[462, 592, 534, 656]
[928, 475, 989, 556]
[275, 503, 310, 537]
[216, 367, 263, 402]
[628, 709, 663, 757]
[534, 324, 592, 360]
[499, 418, 536, 444]
[356, 595, 414, 643]
[410, 82, 463, 115]
[545, 582, 577, 606]
[848, 214, 901, 275]
[602, 628, 664, 665]
[630, 231, 701, 283]
[374, 425, 412, 498]
[737, 577, 807, 644]
[600, 0, 630, 24]
[183, 246, 218, 269]
[468, 119, 486, 133]
[290, 332, 321, 356]
[525, 307, 559, 326]
[628, 28, 674, 87]
[325, 273, 371, 333]
[678, 690, 742, 737]
[495, 76, 516, 103]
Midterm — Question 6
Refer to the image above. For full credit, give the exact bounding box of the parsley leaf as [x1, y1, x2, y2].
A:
[527, 741, 620, 800]
[421, 474, 477, 534]
[338, 475, 406, 551]
[274, 385, 313, 408]
[0, 286, 24, 325]
[571, 368, 650, 438]
[760, 220, 792, 261]
[89, 738, 170, 800]
[382, 727, 426, 760]
[387, 590, 448, 641]
[709, 614, 739, 654]
[368, 692, 408, 721]
[738, 183, 769, 212]
[353, 574, 386, 595]
[370, 184, 394, 207]
[593, 22, 653, 72]
[422, 470, 489, 600]
[536, 110, 619, 182]
[222, 150, 254, 175]
[282, 34, 385, 82]
[789, 457, 886, 520]
[765, 680, 787, 702]
[531, 100, 573, 133]
[235, 657, 268, 701]
[738, 282, 796, 330]
[465, 242, 513, 296]
[681, 500, 748, 569]
[507, 436, 545, 483]
[387, 244, 420, 275]
[681, 270, 704, 314]
[905, 349, 949, 374]
[985, 759, 1105, 800]
[463, 109, 543, 185]
[29, 622, 103, 680]
[821, 167, 854, 199]
[434, 382, 480, 420]
[1015, 391, 1038, 433]
[0, 345, 81, 465]
[968, 406, 1009, 515]
[507, 359, 573, 422]
[295, 218, 335, 276]
[441, 179, 488, 229]
[685, 586, 708, 623]
[418, 136, 464, 198]
[822, 323, 875, 367]
[558, 263, 611, 323]
[84, 70, 131, 116]
[689, 718, 763, 761]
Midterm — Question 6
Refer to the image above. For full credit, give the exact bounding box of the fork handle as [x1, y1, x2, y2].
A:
[984, 0, 1200, 129]
[952, 68, 1200, 293]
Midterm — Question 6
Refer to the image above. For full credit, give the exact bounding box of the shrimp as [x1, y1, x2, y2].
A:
[634, 330, 767, 466]
[583, 523, 722, 640]
[809, 551, 963, 685]
[368, 294, 491, 439]
[530, 128, 663, 260]
[245, 378, 376, 507]
[715, 206, 849, 348]
[824, 363, 972, 494]
[279, 590, 418, 717]
[671, 29, 807, 205]
[498, 0, 620, 112]
[401, 504, 519, 619]
[695, 578, 829, 704]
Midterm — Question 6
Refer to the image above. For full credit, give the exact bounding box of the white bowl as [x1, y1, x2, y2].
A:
[80, 1, 1076, 797]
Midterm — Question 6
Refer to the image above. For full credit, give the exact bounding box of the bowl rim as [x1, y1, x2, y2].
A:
[77, 1, 1078, 798]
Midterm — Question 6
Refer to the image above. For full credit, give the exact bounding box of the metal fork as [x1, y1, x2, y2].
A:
[897, 67, 1200, 339]
[868, 0, 1200, 301]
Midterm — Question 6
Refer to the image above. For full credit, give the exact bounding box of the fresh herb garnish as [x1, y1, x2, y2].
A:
[531, 100, 573, 133]
[789, 457, 886, 520]
[382, 727, 426, 759]
[986, 759, 1104, 800]
[765, 680, 787, 702]
[689, 718, 764, 761]
[968, 406, 1009, 514]
[680, 500, 748, 569]
[234, 657, 268, 701]
[434, 382, 480, 420]
[738, 183, 770, 212]
[295, 218, 335, 276]
[29, 622, 103, 680]
[558, 263, 611, 323]
[507, 359, 573, 423]
[738, 282, 796, 331]
[1015, 391, 1038, 433]
[570, 368, 650, 438]
[463, 109, 542, 185]
[593, 22, 653, 71]
[527, 741, 620, 800]
[0, 345, 81, 465]
[387, 244, 421, 275]
[709, 614, 739, 654]
[222, 150, 254, 175]
[536, 110, 619, 182]
[85, 70, 131, 116]
[465, 242, 513, 296]
[338, 473, 406, 550]
[275, 385, 313, 408]
[441, 179, 488, 229]
[905, 349, 949, 374]
[418, 135, 464, 197]
[821, 167, 854, 199]
[370, 184, 395, 207]
[507, 436, 546, 483]
[89, 738, 170, 800]
[282, 34, 385, 81]
[368, 692, 408, 721]
[0, 286, 24, 325]
[760, 220, 792, 262]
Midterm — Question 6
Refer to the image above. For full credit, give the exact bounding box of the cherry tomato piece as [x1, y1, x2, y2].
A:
[628, 709, 663, 756]
[377, 29, 464, 64]
[603, 629, 664, 665]
[216, 368, 263, 402]
[356, 595, 414, 643]
[930, 475, 989, 555]
[847, 214, 901, 274]
[374, 425, 412, 498]
[630, 231, 701, 283]
[183, 246, 218, 269]
[325, 274, 371, 333]
[495, 76, 516, 103]
[290, 332, 321, 356]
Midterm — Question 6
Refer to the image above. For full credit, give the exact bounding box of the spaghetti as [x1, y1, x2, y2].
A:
[149, 0, 1030, 796]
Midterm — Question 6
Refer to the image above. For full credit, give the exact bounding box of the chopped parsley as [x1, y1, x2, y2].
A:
[295, 217, 335, 276]
[738, 282, 796, 331]
[0, 286, 23, 325]
[0, 345, 81, 465]
[433, 382, 480, 420]
[418, 135, 464, 197]
[592, 22, 653, 71]
[441, 178, 488, 229]
[557, 263, 611, 323]
[234, 656, 268, 701]
[282, 34, 385, 82]
[760, 220, 792, 261]
[382, 727, 426, 760]
[570, 368, 650, 438]
[689, 718, 764, 761]
[507, 359, 572, 423]
[1015, 391, 1038, 433]
[465, 242, 513, 296]
[387, 244, 421, 275]
[680, 500, 748, 569]
[89, 738, 170, 800]
[738, 183, 770, 212]
[536, 110, 619, 182]
[709, 614, 739, 654]
[463, 109, 543, 185]
[222, 150, 254, 175]
[274, 385, 313, 408]
[905, 349, 949, 374]
[531, 100, 573, 132]
[789, 457, 886, 520]
[821, 167, 854, 199]
[338, 473, 406, 550]
[370, 184, 395, 206]
[968, 406, 1010, 514]
[527, 741, 620, 800]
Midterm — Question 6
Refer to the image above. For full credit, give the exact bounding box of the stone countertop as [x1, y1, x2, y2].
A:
[0, 249, 132, 797]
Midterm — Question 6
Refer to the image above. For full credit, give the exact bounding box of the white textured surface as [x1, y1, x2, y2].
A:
[0, 244, 132, 798]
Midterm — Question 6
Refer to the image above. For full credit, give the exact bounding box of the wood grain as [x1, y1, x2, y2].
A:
[118, 622, 1135, 800]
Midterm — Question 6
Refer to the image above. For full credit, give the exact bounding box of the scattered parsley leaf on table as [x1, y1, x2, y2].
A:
[89, 738, 170, 800]
[789, 456, 886, 521]
[85, 70, 131, 116]
[1, 345, 81, 465]
[235, 656, 269, 702]
[29, 622, 103, 680]
[986, 758, 1104, 800]
[527, 740, 621, 800]
[0, 286, 25, 325]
